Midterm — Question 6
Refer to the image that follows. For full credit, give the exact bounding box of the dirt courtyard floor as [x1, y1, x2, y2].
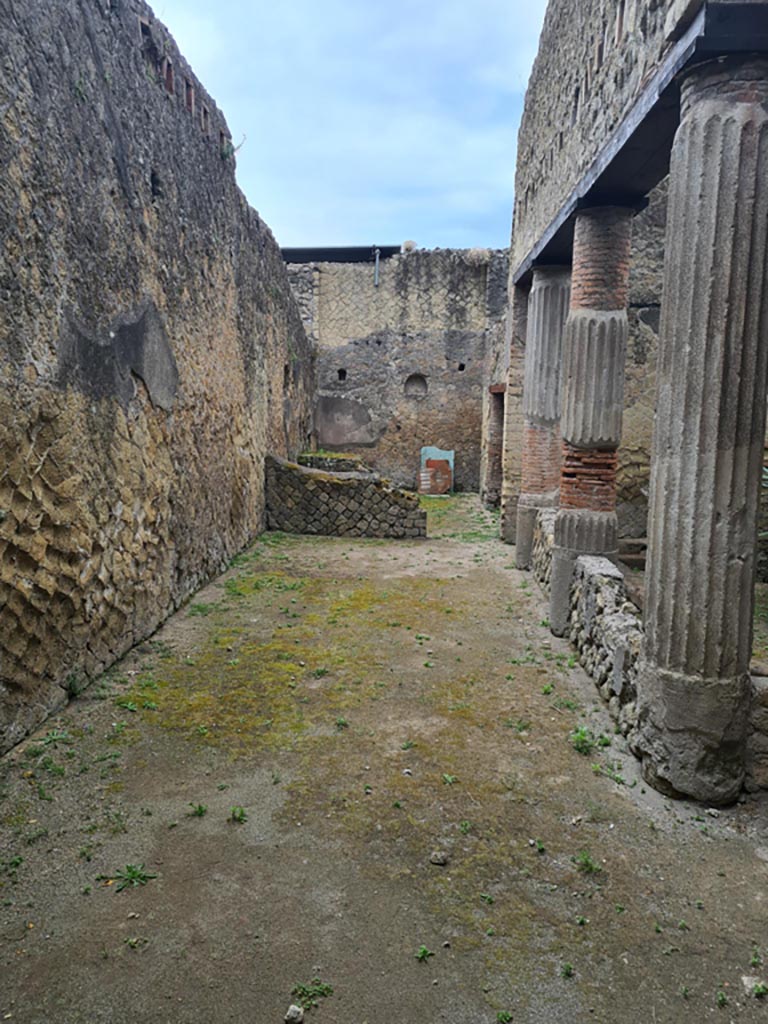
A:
[3, 495, 768, 1023]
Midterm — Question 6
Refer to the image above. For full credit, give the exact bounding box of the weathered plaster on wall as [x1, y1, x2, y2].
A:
[0, 0, 313, 752]
[288, 250, 507, 491]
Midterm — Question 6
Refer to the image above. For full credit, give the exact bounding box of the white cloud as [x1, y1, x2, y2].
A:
[152, 0, 547, 247]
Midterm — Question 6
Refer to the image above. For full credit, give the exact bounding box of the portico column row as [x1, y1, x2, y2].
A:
[636, 57, 768, 804]
[549, 206, 634, 636]
[515, 266, 571, 568]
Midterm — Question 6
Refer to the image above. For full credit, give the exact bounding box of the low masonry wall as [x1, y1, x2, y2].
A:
[298, 453, 371, 473]
[569, 558, 642, 740]
[532, 509, 556, 589]
[530, 509, 768, 794]
[265, 456, 427, 539]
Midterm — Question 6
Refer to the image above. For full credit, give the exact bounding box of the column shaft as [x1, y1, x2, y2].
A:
[635, 57, 768, 804]
[516, 266, 571, 568]
[549, 206, 633, 635]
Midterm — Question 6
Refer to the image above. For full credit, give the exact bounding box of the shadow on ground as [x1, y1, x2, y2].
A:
[3, 496, 768, 1023]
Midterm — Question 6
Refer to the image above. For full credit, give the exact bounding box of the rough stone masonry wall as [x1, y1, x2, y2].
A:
[619, 180, 666, 537]
[511, 0, 692, 272]
[287, 249, 508, 492]
[265, 456, 426, 539]
[0, 0, 314, 753]
[531, 510, 768, 792]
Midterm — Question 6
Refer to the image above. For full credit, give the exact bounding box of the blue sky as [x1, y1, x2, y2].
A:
[153, 1, 548, 249]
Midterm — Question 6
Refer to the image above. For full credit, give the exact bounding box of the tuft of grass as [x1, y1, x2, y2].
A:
[187, 803, 207, 817]
[114, 864, 156, 892]
[570, 726, 596, 755]
[572, 850, 601, 874]
[230, 806, 247, 824]
[561, 962, 574, 978]
[0, 855, 23, 883]
[188, 602, 216, 617]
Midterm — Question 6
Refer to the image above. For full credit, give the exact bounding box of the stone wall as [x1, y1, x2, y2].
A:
[265, 456, 426, 539]
[479, 299, 510, 507]
[530, 510, 768, 792]
[569, 557, 642, 739]
[618, 180, 666, 537]
[532, 508, 556, 589]
[511, 0, 694, 274]
[499, 286, 528, 542]
[0, 0, 314, 753]
[287, 249, 508, 491]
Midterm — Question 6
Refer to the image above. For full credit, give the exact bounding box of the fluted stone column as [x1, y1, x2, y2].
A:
[500, 284, 529, 544]
[549, 206, 634, 635]
[516, 266, 571, 568]
[635, 57, 768, 805]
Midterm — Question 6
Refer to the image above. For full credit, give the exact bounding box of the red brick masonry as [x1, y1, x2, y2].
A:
[559, 442, 617, 511]
[570, 208, 632, 312]
[521, 421, 562, 495]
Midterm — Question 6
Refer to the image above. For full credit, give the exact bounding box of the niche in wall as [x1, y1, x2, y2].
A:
[404, 373, 428, 398]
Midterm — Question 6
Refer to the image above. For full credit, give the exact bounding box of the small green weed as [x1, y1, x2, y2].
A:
[187, 803, 207, 817]
[42, 729, 70, 748]
[572, 850, 601, 874]
[442, 774, 458, 785]
[291, 977, 334, 1010]
[230, 806, 247, 823]
[561, 963, 574, 978]
[0, 855, 23, 882]
[114, 864, 156, 892]
[415, 945, 434, 962]
[570, 726, 596, 755]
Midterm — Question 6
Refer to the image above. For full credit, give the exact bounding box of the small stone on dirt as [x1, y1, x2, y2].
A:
[430, 850, 450, 866]
[284, 1005, 304, 1023]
